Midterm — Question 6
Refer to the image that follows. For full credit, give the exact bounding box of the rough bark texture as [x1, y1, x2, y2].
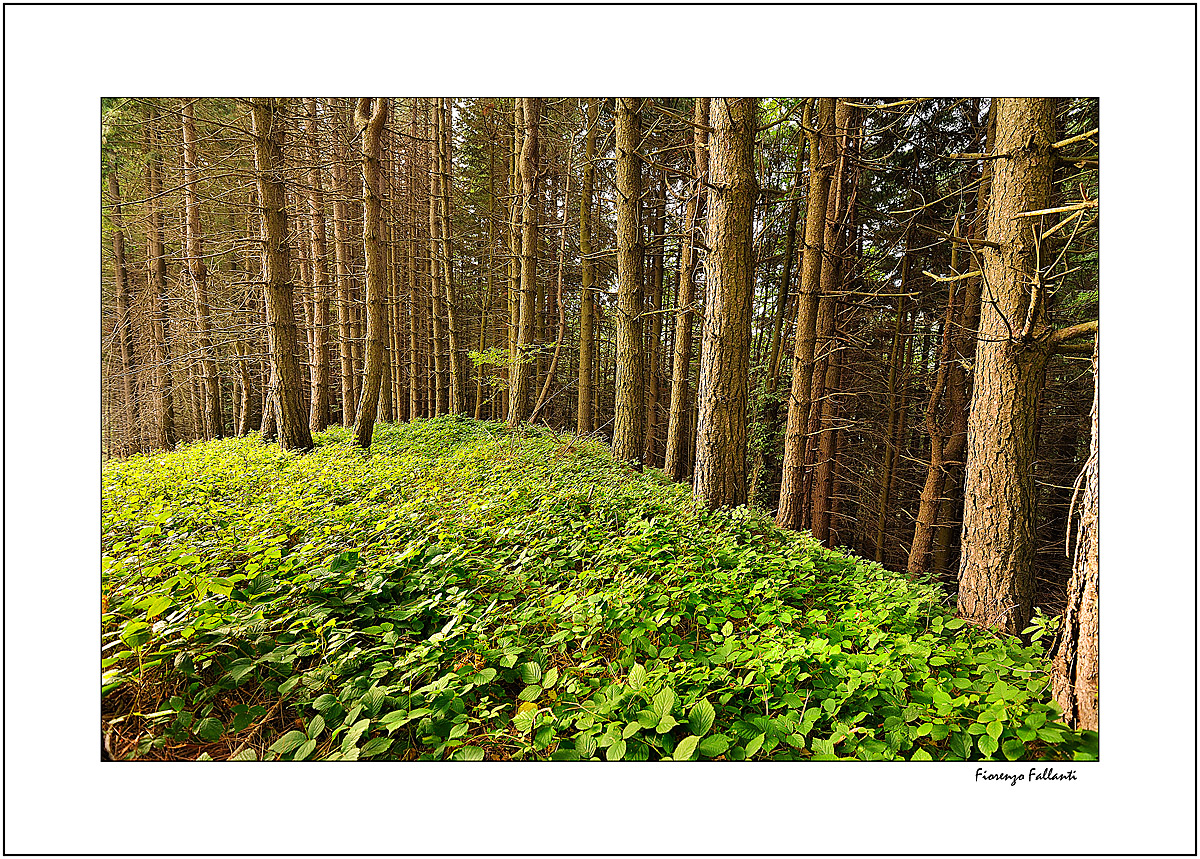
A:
[642, 183, 666, 465]
[106, 162, 140, 454]
[612, 97, 645, 465]
[250, 97, 314, 451]
[576, 98, 597, 436]
[664, 98, 709, 481]
[957, 98, 1056, 634]
[507, 98, 539, 425]
[304, 98, 332, 432]
[776, 98, 836, 529]
[350, 98, 390, 447]
[436, 99, 466, 414]
[693, 98, 757, 508]
[1050, 339, 1098, 732]
[329, 111, 359, 427]
[143, 107, 176, 450]
[181, 98, 224, 440]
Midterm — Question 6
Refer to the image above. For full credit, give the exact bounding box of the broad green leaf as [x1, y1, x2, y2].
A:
[270, 730, 308, 754]
[576, 735, 597, 758]
[518, 684, 542, 702]
[307, 715, 326, 739]
[471, 668, 497, 685]
[744, 733, 765, 758]
[673, 735, 700, 761]
[379, 709, 411, 733]
[521, 662, 543, 685]
[449, 722, 468, 740]
[194, 717, 223, 743]
[949, 732, 973, 758]
[1002, 738, 1026, 761]
[622, 721, 641, 739]
[651, 687, 676, 720]
[977, 734, 999, 757]
[360, 737, 393, 758]
[606, 739, 627, 761]
[313, 693, 338, 712]
[512, 709, 536, 733]
[636, 709, 659, 729]
[627, 662, 646, 691]
[293, 738, 316, 761]
[453, 746, 485, 761]
[543, 667, 559, 689]
[655, 714, 678, 734]
[362, 687, 387, 716]
[228, 748, 257, 762]
[688, 699, 716, 736]
[550, 749, 580, 761]
[145, 595, 173, 620]
[911, 747, 933, 761]
[986, 720, 1003, 740]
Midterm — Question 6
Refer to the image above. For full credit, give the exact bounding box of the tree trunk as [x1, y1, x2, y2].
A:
[693, 98, 757, 508]
[642, 181, 666, 466]
[436, 99, 466, 414]
[612, 97, 645, 465]
[957, 97, 1057, 634]
[665, 98, 709, 481]
[1050, 338, 1098, 731]
[250, 97, 314, 451]
[303, 98, 332, 433]
[776, 97, 836, 529]
[576, 98, 598, 436]
[181, 98, 224, 440]
[330, 110, 359, 427]
[143, 106, 176, 450]
[508, 98, 540, 425]
[105, 161, 140, 455]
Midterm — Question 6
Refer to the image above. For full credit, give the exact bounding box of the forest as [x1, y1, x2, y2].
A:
[100, 96, 1099, 763]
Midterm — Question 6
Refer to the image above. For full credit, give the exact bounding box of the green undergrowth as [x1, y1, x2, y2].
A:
[102, 417, 1096, 762]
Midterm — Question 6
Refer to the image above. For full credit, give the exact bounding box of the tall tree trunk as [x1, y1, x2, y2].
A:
[957, 97, 1057, 634]
[407, 102, 424, 421]
[303, 98, 332, 433]
[350, 97, 391, 447]
[106, 161, 140, 455]
[642, 181, 666, 466]
[693, 98, 757, 508]
[612, 97, 645, 465]
[330, 111, 359, 427]
[776, 97, 836, 529]
[250, 97, 314, 451]
[181, 98, 224, 440]
[426, 101, 448, 416]
[576, 97, 598, 436]
[143, 106, 176, 450]
[436, 98, 466, 414]
[665, 98, 709, 481]
[1049, 337, 1098, 731]
[507, 98, 540, 425]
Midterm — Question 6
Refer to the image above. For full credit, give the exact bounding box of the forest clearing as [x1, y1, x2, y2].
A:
[101, 96, 1100, 762]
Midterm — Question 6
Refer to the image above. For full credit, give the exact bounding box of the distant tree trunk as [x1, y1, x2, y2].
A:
[665, 97, 709, 481]
[350, 97, 391, 447]
[612, 97, 646, 465]
[957, 97, 1057, 634]
[693, 97, 757, 508]
[1050, 338, 1098, 731]
[776, 97, 836, 529]
[330, 113, 359, 427]
[181, 98, 224, 440]
[250, 97, 314, 452]
[505, 98, 523, 421]
[425, 102, 448, 417]
[576, 97, 598, 436]
[436, 99, 467, 414]
[508, 97, 540, 425]
[143, 107, 176, 450]
[303, 98, 332, 433]
[407, 103, 424, 420]
[105, 161, 140, 455]
[477, 113, 499, 420]
[642, 181, 666, 466]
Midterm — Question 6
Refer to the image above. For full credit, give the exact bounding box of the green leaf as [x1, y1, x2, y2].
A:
[471, 668, 497, 685]
[977, 734, 999, 757]
[307, 715, 326, 739]
[636, 709, 659, 729]
[576, 734, 598, 758]
[360, 737, 393, 758]
[622, 721, 641, 740]
[744, 733, 765, 758]
[512, 710, 536, 733]
[1002, 738, 1026, 761]
[688, 699, 716, 736]
[698, 734, 731, 757]
[651, 687, 676, 721]
[543, 666, 559, 689]
[313, 693, 338, 712]
[518, 684, 542, 702]
[986, 720, 1003, 740]
[949, 732, 973, 758]
[362, 687, 387, 716]
[379, 709, 411, 733]
[550, 749, 580, 761]
[228, 748, 257, 761]
[293, 738, 317, 761]
[449, 722, 469, 740]
[606, 739, 627, 761]
[520, 662, 543, 685]
[194, 717, 223, 743]
[673, 735, 700, 761]
[452, 746, 485, 761]
[655, 714, 678, 734]
[270, 730, 308, 754]
[911, 747, 934, 761]
[627, 662, 646, 691]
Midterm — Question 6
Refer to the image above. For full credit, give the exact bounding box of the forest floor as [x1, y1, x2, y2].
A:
[101, 418, 1096, 761]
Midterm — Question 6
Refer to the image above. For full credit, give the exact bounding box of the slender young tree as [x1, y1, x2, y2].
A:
[776, 98, 836, 529]
[436, 99, 467, 414]
[612, 97, 645, 465]
[693, 98, 758, 507]
[143, 105, 176, 450]
[105, 159, 140, 454]
[181, 98, 224, 439]
[250, 97, 313, 451]
[664, 97, 709, 481]
[576, 98, 598, 436]
[352, 97, 391, 448]
[304, 98, 332, 432]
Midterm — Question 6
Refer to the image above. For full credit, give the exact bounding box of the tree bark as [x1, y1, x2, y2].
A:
[642, 181, 666, 466]
[576, 98, 598, 436]
[143, 105, 176, 450]
[612, 97, 646, 465]
[181, 98, 224, 440]
[1049, 337, 1098, 732]
[693, 98, 757, 508]
[508, 98, 540, 425]
[436, 98, 467, 414]
[776, 98, 836, 529]
[303, 98, 332, 433]
[250, 97, 314, 451]
[105, 160, 140, 455]
[665, 98, 709, 481]
[957, 97, 1057, 634]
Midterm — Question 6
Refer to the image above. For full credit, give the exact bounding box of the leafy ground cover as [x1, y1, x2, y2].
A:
[101, 418, 1097, 761]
